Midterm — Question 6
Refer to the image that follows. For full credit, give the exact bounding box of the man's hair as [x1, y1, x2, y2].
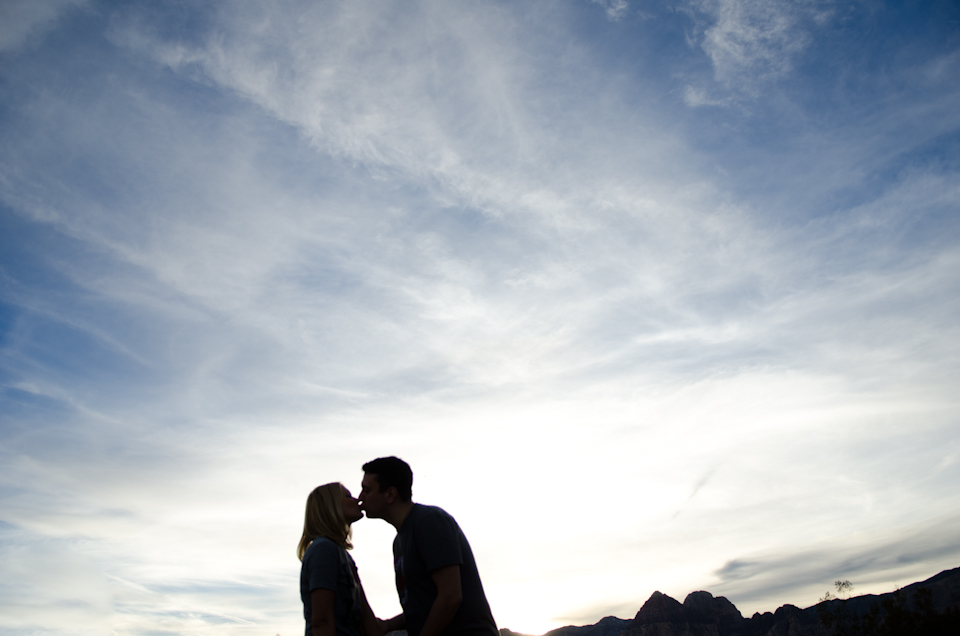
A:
[362, 456, 413, 502]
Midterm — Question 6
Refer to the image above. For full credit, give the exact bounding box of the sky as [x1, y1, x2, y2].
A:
[1, 0, 959, 634]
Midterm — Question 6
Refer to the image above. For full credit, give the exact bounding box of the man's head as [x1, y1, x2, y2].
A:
[360, 456, 413, 519]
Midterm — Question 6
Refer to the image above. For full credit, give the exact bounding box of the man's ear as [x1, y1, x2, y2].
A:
[385, 486, 399, 504]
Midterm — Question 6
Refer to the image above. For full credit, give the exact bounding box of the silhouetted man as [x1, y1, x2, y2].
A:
[359, 456, 498, 636]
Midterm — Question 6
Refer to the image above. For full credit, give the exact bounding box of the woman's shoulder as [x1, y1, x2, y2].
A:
[303, 537, 345, 561]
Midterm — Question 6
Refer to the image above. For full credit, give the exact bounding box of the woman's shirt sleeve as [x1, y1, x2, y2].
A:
[305, 539, 341, 592]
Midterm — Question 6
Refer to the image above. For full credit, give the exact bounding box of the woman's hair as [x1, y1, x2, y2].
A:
[297, 482, 352, 561]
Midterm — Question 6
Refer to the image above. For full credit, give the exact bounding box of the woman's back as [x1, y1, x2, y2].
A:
[300, 537, 362, 636]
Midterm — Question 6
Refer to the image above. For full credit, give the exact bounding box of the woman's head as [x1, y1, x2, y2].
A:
[297, 482, 362, 560]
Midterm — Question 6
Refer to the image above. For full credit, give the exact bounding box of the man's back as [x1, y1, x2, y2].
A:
[393, 504, 498, 636]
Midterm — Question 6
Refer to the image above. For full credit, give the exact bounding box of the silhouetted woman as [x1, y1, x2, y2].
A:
[298, 482, 383, 636]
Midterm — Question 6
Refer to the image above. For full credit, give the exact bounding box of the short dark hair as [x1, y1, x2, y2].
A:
[362, 456, 413, 502]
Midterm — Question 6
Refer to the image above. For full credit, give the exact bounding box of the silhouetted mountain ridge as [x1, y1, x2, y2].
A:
[500, 566, 960, 636]
[544, 615, 631, 636]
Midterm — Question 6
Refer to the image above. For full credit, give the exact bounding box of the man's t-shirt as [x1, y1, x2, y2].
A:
[300, 537, 362, 636]
[393, 504, 498, 636]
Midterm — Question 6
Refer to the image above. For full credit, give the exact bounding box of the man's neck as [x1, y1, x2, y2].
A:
[385, 500, 416, 531]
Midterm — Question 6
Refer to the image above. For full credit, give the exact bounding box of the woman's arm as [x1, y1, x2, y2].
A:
[311, 588, 337, 636]
[357, 575, 405, 636]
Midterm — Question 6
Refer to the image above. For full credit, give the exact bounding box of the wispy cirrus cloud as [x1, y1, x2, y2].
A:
[712, 512, 960, 608]
[1, 1, 959, 634]
[591, 0, 630, 21]
[682, 0, 837, 102]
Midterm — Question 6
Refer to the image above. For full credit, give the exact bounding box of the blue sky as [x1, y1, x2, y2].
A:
[1, 1, 959, 634]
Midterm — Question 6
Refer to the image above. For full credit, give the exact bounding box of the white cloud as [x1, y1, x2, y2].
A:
[687, 0, 834, 97]
[591, 0, 630, 21]
[682, 84, 731, 107]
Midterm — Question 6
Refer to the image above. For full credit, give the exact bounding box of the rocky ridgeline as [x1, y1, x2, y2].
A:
[501, 566, 960, 636]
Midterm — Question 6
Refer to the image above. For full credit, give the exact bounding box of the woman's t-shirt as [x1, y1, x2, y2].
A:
[300, 538, 362, 636]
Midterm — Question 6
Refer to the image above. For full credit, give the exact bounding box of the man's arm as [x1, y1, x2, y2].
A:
[417, 564, 462, 636]
[311, 588, 337, 636]
[356, 576, 405, 636]
[357, 581, 382, 636]
[380, 613, 406, 633]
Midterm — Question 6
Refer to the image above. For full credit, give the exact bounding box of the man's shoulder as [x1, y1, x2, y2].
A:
[404, 504, 464, 539]
[410, 503, 456, 523]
